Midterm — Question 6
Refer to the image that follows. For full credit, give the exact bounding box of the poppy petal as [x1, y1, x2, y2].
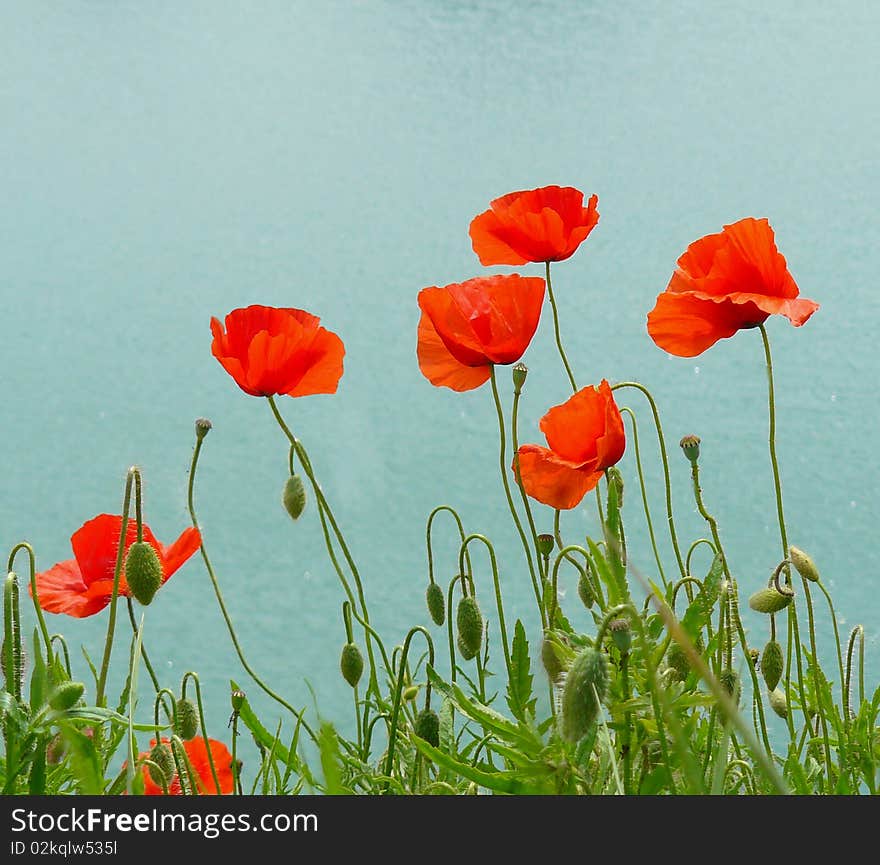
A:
[416, 311, 491, 392]
[159, 527, 202, 585]
[284, 326, 345, 397]
[469, 208, 529, 266]
[30, 560, 110, 618]
[184, 737, 235, 795]
[515, 446, 603, 510]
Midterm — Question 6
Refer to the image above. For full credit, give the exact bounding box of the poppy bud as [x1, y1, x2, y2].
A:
[148, 742, 176, 788]
[0, 635, 24, 695]
[174, 698, 200, 741]
[512, 362, 528, 393]
[666, 632, 704, 681]
[748, 586, 794, 614]
[426, 582, 445, 626]
[403, 685, 419, 702]
[195, 417, 213, 440]
[282, 475, 307, 521]
[679, 435, 701, 463]
[230, 689, 246, 713]
[48, 681, 85, 712]
[340, 643, 364, 688]
[577, 574, 595, 609]
[609, 618, 632, 654]
[456, 596, 483, 661]
[606, 466, 624, 508]
[536, 534, 555, 558]
[768, 687, 789, 719]
[414, 708, 440, 748]
[541, 635, 564, 683]
[761, 639, 784, 691]
[125, 541, 163, 606]
[789, 546, 820, 583]
[719, 670, 741, 706]
[560, 647, 608, 742]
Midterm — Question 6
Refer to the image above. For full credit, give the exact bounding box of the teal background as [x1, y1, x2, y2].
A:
[2, 1, 877, 768]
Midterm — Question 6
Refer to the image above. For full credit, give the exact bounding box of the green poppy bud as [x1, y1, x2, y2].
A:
[403, 685, 419, 702]
[577, 574, 595, 609]
[679, 434, 701, 463]
[49, 681, 85, 712]
[456, 596, 483, 661]
[125, 541, 163, 606]
[748, 586, 794, 614]
[719, 670, 741, 706]
[340, 643, 364, 688]
[174, 698, 199, 741]
[768, 687, 789, 719]
[147, 742, 176, 788]
[609, 618, 632, 655]
[789, 546, 820, 583]
[761, 639, 784, 691]
[426, 582, 445, 626]
[414, 708, 440, 748]
[666, 632, 704, 681]
[541, 635, 564, 683]
[282, 475, 307, 521]
[560, 647, 608, 742]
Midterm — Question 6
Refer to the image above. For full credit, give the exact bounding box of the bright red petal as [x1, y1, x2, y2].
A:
[158, 527, 202, 586]
[184, 737, 235, 795]
[416, 311, 491, 391]
[284, 325, 345, 397]
[515, 446, 603, 510]
[31, 560, 110, 618]
[469, 208, 529, 266]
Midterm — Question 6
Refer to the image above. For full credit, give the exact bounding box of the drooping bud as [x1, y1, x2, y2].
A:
[608, 618, 632, 655]
[230, 689, 246, 714]
[748, 586, 794, 614]
[403, 685, 419, 702]
[174, 698, 200, 741]
[761, 639, 784, 691]
[536, 534, 555, 558]
[124, 541, 164, 606]
[340, 643, 364, 688]
[789, 546, 820, 583]
[195, 417, 213, 440]
[718, 670, 741, 706]
[541, 635, 564, 683]
[456, 596, 483, 661]
[48, 681, 85, 712]
[426, 582, 445, 626]
[512, 362, 528, 392]
[606, 466, 624, 509]
[768, 687, 789, 719]
[666, 632, 704, 681]
[577, 574, 595, 609]
[414, 707, 440, 748]
[679, 434, 701, 463]
[282, 475, 307, 521]
[560, 647, 608, 742]
[147, 742, 176, 788]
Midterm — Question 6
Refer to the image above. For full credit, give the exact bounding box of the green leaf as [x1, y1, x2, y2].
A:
[680, 553, 724, 641]
[318, 722, 350, 795]
[28, 740, 47, 794]
[229, 679, 292, 767]
[61, 724, 103, 794]
[506, 620, 535, 722]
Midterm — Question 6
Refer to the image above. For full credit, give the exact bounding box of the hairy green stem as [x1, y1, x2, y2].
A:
[545, 261, 577, 392]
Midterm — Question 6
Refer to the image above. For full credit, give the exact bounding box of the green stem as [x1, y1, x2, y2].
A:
[445, 574, 467, 683]
[545, 261, 577, 392]
[231, 714, 242, 795]
[8, 543, 52, 666]
[611, 382, 686, 579]
[181, 671, 222, 795]
[426, 506, 472, 586]
[685, 538, 717, 579]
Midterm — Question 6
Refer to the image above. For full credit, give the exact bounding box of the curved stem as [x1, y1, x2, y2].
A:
[845, 626, 865, 715]
[545, 261, 577, 392]
[620, 407, 667, 588]
[758, 325, 788, 559]
[815, 581, 846, 721]
[550, 545, 601, 620]
[181, 671, 222, 795]
[50, 635, 71, 677]
[186, 424, 316, 743]
[489, 368, 543, 626]
[685, 538, 717, 578]
[8, 543, 52, 666]
[445, 574, 467, 683]
[611, 382, 686, 579]
[426, 505, 472, 586]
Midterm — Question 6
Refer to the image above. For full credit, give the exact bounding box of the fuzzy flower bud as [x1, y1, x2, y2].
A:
[414, 707, 440, 748]
[748, 586, 794, 614]
[789, 546, 820, 583]
[560, 647, 608, 742]
[426, 582, 445, 626]
[456, 596, 483, 661]
[49, 681, 85, 712]
[282, 475, 307, 521]
[340, 643, 364, 688]
[174, 698, 200, 741]
[124, 541, 163, 606]
[761, 639, 784, 691]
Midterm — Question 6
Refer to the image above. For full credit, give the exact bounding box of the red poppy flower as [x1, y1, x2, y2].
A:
[469, 185, 600, 265]
[140, 737, 235, 795]
[514, 381, 625, 510]
[647, 217, 819, 357]
[210, 305, 345, 398]
[32, 514, 201, 618]
[417, 274, 545, 392]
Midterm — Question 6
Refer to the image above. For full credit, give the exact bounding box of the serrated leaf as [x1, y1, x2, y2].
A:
[680, 553, 724, 640]
[439, 696, 454, 752]
[506, 620, 535, 722]
[318, 722, 350, 795]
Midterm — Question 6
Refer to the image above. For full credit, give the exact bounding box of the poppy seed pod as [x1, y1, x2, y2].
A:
[609, 618, 632, 655]
[768, 687, 789, 719]
[174, 698, 200, 741]
[124, 541, 164, 606]
[425, 582, 445, 626]
[761, 640, 784, 691]
[536, 534, 555, 558]
[577, 574, 595, 609]
[789, 546, 820, 583]
[512, 362, 528, 392]
[48, 681, 85, 712]
[748, 586, 794, 614]
[147, 742, 176, 788]
[230, 689, 246, 713]
[414, 708, 440, 748]
[560, 648, 608, 742]
[679, 435, 701, 463]
[456, 596, 483, 661]
[282, 475, 307, 521]
[195, 417, 212, 440]
[340, 643, 364, 688]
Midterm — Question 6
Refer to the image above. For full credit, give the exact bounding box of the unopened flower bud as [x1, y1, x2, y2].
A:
[679, 434, 701, 463]
[768, 687, 789, 719]
[414, 707, 440, 748]
[560, 647, 608, 742]
[282, 475, 307, 521]
[174, 698, 200, 741]
[789, 546, 820, 583]
[536, 534, 554, 558]
[577, 574, 595, 609]
[340, 643, 364, 688]
[456, 596, 483, 661]
[761, 639, 784, 691]
[403, 685, 419, 702]
[541, 635, 564, 683]
[125, 541, 164, 606]
[609, 618, 632, 654]
[147, 742, 176, 788]
[512, 363, 528, 392]
[719, 670, 741, 706]
[49, 681, 85, 712]
[426, 582, 445, 626]
[748, 586, 794, 614]
[195, 418, 213, 440]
